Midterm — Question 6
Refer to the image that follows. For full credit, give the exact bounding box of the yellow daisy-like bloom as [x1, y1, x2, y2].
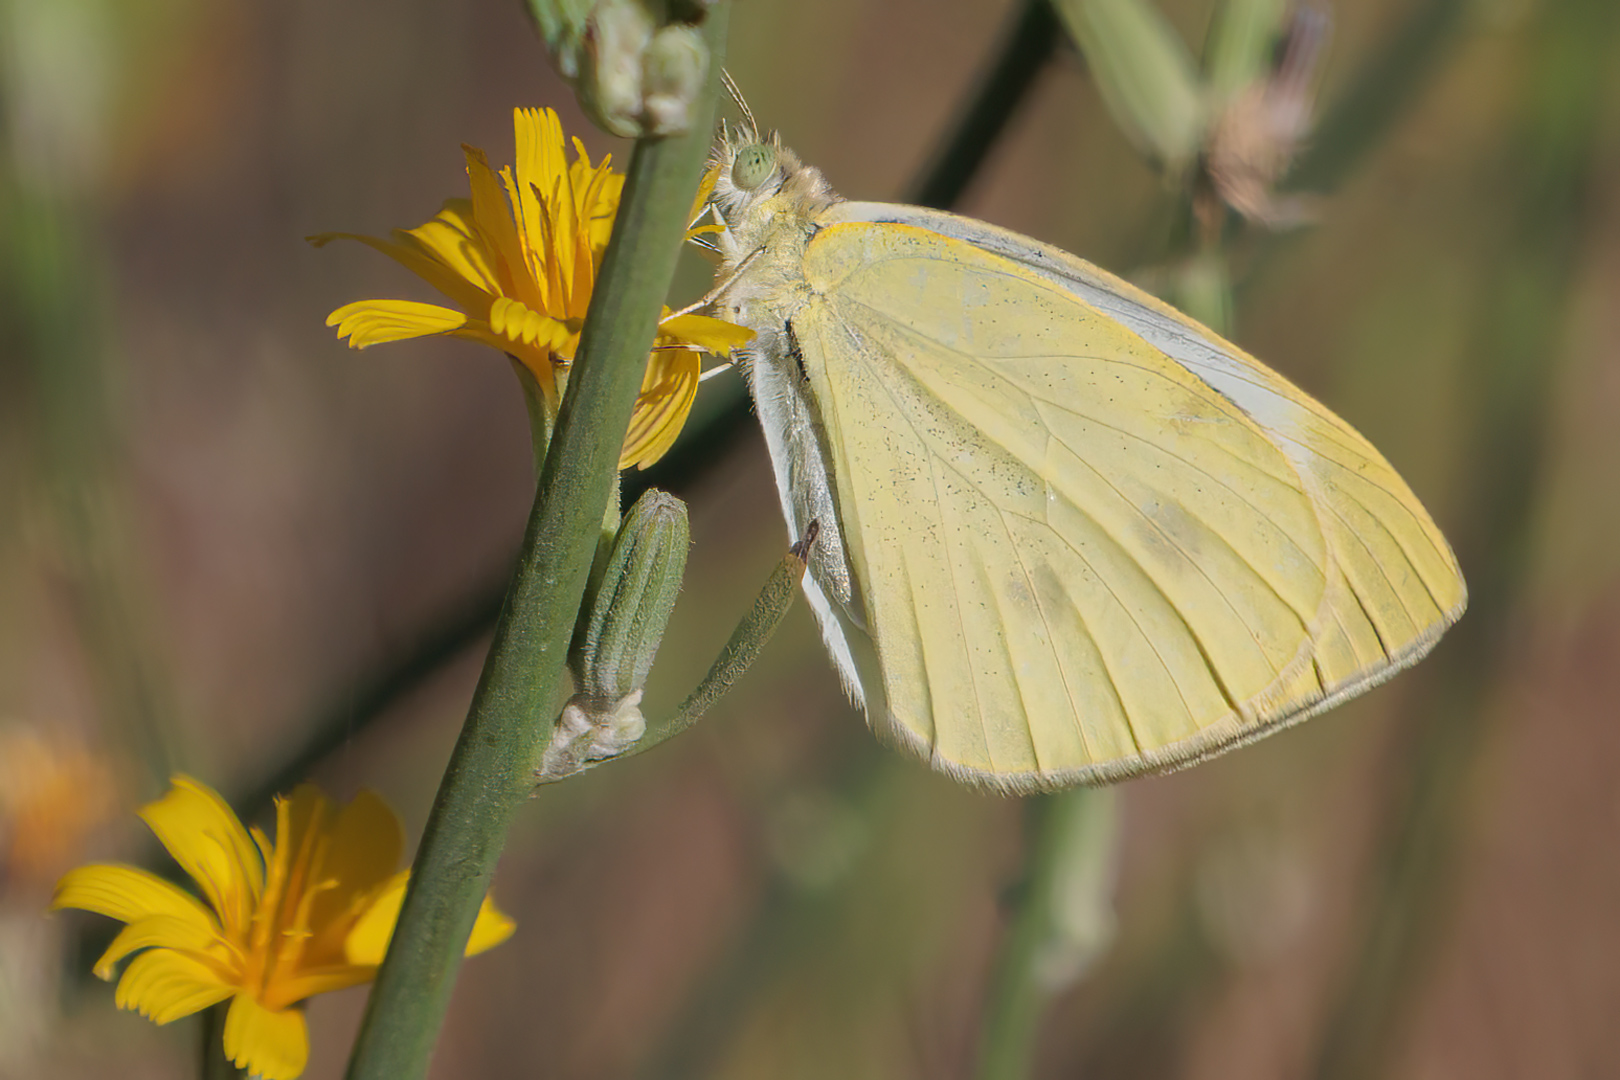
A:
[312, 107, 752, 469]
[0, 728, 117, 884]
[52, 776, 515, 1080]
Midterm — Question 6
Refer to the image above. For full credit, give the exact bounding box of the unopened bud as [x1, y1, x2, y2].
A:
[1206, 4, 1329, 225]
[544, 490, 688, 782]
[641, 25, 709, 134]
[573, 488, 689, 704]
[533, 0, 713, 137]
[1053, 0, 1208, 173]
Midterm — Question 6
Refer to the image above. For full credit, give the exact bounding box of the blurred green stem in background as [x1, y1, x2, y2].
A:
[974, 789, 1118, 1080]
[0, 8, 180, 785]
[909, 0, 1062, 209]
[1311, 2, 1617, 1078]
[1284, 0, 1468, 193]
[639, 746, 893, 1080]
[340, 8, 730, 1080]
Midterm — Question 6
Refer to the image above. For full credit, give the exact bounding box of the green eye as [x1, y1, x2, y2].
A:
[731, 144, 777, 191]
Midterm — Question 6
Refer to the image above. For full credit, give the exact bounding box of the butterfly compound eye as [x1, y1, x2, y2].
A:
[731, 143, 777, 191]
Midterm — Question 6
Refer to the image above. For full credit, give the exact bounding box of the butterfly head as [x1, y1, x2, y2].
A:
[704, 121, 839, 265]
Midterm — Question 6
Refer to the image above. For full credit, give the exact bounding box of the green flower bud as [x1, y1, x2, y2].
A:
[1052, 0, 1208, 173]
[529, 0, 714, 137]
[525, 0, 595, 79]
[573, 488, 689, 709]
[543, 490, 688, 782]
[640, 25, 709, 134]
[1204, 0, 1291, 101]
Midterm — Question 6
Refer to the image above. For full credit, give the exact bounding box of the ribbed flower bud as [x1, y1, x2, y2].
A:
[541, 490, 689, 781]
[575, 489, 689, 703]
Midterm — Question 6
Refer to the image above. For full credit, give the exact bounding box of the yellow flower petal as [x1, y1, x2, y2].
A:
[509, 108, 567, 306]
[138, 777, 263, 941]
[302, 790, 402, 966]
[327, 299, 469, 349]
[114, 947, 234, 1025]
[341, 870, 404, 966]
[621, 349, 701, 470]
[53, 863, 218, 929]
[580, 158, 624, 254]
[343, 870, 514, 966]
[248, 784, 330, 979]
[658, 312, 755, 356]
[489, 295, 575, 352]
[463, 144, 539, 311]
[306, 230, 490, 314]
[224, 993, 309, 1080]
[94, 913, 234, 982]
[465, 896, 516, 956]
[402, 200, 504, 301]
[260, 964, 378, 1011]
[686, 162, 722, 239]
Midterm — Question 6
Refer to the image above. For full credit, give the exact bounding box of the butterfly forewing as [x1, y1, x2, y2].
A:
[791, 220, 1421, 788]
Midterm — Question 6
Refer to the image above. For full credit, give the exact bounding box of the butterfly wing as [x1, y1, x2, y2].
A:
[788, 210, 1464, 790]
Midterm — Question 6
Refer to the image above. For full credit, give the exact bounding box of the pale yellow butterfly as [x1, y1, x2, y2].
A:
[699, 121, 1466, 793]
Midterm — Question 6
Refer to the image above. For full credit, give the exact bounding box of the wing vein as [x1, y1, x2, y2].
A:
[905, 416, 1215, 735]
[837, 302, 1327, 599]
[926, 450, 999, 772]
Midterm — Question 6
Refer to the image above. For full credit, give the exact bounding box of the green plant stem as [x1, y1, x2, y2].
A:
[640, 747, 893, 1080]
[340, 10, 729, 1080]
[975, 799, 1062, 1080]
[199, 1002, 244, 1080]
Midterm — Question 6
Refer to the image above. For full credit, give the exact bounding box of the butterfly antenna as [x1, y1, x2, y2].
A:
[720, 70, 757, 140]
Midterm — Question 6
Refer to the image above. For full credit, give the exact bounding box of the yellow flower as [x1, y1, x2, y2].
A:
[51, 776, 514, 1080]
[0, 728, 117, 885]
[312, 107, 752, 469]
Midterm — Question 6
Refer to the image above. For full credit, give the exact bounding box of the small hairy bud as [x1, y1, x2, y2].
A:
[542, 490, 688, 782]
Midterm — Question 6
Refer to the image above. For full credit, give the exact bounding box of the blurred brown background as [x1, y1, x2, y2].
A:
[4, 0, 1620, 1077]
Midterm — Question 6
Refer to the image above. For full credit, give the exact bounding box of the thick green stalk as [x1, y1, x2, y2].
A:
[341, 10, 728, 1079]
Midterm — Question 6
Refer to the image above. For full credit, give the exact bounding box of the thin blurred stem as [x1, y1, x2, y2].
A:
[908, 0, 1063, 209]
[1285, 0, 1470, 193]
[0, 130, 177, 785]
[974, 789, 1116, 1080]
[340, 11, 730, 1080]
[1310, 3, 1614, 1078]
[640, 746, 892, 1080]
[975, 797, 1062, 1080]
[235, 561, 511, 815]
